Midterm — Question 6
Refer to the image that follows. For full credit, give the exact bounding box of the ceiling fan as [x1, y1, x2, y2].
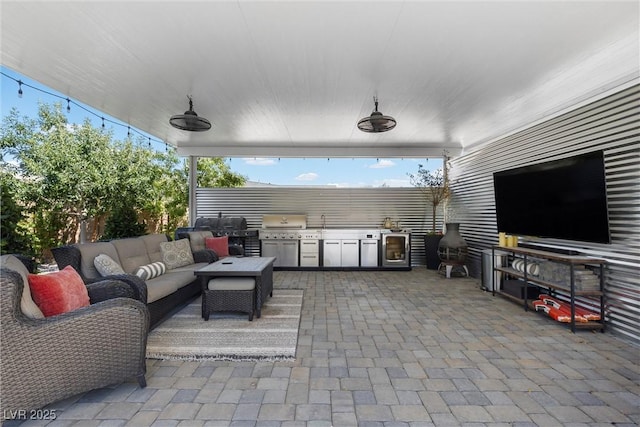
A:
[169, 96, 211, 132]
[357, 96, 396, 133]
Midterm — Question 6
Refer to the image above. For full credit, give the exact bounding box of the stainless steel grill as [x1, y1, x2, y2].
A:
[259, 215, 321, 267]
[259, 215, 322, 239]
[176, 216, 258, 254]
[194, 216, 258, 238]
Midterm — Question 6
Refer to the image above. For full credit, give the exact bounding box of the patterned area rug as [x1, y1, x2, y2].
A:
[146, 289, 303, 361]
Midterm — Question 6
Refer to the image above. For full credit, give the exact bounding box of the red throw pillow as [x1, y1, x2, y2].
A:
[28, 266, 90, 317]
[205, 236, 230, 257]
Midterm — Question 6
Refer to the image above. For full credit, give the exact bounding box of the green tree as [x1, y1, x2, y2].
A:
[196, 157, 247, 188]
[408, 164, 449, 233]
[102, 203, 147, 239]
[0, 172, 32, 256]
[154, 156, 247, 236]
[101, 137, 167, 238]
[1, 102, 247, 258]
[3, 103, 119, 252]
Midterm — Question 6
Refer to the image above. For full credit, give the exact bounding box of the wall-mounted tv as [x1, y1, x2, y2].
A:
[493, 150, 610, 244]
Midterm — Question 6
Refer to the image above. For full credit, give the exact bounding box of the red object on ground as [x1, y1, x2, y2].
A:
[539, 294, 601, 321]
[532, 299, 590, 323]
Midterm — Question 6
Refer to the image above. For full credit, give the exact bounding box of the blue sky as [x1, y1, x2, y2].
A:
[1, 67, 441, 187]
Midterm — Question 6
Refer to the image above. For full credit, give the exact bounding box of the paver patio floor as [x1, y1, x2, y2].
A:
[7, 269, 639, 426]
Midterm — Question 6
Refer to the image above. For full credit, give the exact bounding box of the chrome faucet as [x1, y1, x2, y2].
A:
[321, 214, 326, 229]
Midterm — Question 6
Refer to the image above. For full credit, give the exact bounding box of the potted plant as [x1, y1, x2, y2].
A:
[408, 161, 450, 269]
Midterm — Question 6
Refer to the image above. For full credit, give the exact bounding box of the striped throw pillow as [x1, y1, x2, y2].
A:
[134, 262, 166, 280]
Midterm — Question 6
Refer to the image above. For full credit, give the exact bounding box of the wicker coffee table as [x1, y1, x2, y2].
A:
[195, 257, 276, 320]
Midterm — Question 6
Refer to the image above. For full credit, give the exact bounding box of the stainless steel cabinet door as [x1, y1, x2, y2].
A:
[323, 240, 341, 266]
[360, 240, 379, 267]
[261, 241, 280, 263]
[279, 241, 299, 267]
[261, 241, 299, 267]
[341, 240, 359, 267]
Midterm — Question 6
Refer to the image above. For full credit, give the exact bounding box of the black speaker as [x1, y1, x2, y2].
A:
[502, 280, 541, 300]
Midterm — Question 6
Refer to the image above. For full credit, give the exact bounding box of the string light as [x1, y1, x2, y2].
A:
[1, 71, 165, 150]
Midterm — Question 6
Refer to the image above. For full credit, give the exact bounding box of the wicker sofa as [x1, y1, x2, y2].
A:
[0, 255, 148, 415]
[51, 234, 213, 329]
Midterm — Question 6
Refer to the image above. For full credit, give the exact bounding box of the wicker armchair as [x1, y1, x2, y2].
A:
[0, 262, 149, 415]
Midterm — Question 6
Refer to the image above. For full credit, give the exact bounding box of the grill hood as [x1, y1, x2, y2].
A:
[261, 215, 307, 229]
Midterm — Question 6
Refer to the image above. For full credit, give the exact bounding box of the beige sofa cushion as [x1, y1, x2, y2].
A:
[145, 270, 198, 303]
[111, 238, 151, 274]
[0, 255, 45, 319]
[208, 277, 255, 291]
[171, 262, 209, 273]
[145, 274, 179, 303]
[139, 234, 168, 263]
[76, 242, 120, 279]
[187, 230, 213, 252]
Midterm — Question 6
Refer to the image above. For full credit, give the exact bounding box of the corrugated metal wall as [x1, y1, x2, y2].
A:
[448, 84, 640, 343]
[195, 84, 639, 343]
[195, 187, 443, 266]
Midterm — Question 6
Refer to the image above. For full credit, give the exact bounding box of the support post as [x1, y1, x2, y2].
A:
[189, 156, 198, 227]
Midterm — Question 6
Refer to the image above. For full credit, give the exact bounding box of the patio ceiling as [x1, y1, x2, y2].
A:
[1, 1, 638, 159]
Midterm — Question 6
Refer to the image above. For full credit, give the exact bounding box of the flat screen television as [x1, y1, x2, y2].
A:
[493, 150, 610, 244]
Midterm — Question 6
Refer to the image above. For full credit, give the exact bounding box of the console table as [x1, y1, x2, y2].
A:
[491, 246, 605, 333]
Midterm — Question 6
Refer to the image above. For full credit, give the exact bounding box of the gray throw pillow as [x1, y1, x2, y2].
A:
[160, 239, 194, 270]
[94, 254, 125, 276]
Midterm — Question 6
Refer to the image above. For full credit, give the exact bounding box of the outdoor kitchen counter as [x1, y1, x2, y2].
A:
[259, 216, 411, 270]
[319, 229, 381, 238]
[319, 229, 411, 270]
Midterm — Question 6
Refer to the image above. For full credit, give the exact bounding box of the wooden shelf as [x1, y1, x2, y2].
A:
[494, 266, 603, 296]
[494, 245, 605, 264]
[491, 245, 606, 333]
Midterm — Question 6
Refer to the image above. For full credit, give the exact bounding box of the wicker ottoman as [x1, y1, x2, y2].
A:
[203, 277, 256, 321]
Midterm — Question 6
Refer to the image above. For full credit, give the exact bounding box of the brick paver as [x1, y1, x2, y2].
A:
[6, 269, 639, 426]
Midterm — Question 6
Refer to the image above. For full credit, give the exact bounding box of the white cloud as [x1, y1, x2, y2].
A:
[243, 158, 277, 166]
[369, 159, 395, 169]
[296, 172, 319, 181]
